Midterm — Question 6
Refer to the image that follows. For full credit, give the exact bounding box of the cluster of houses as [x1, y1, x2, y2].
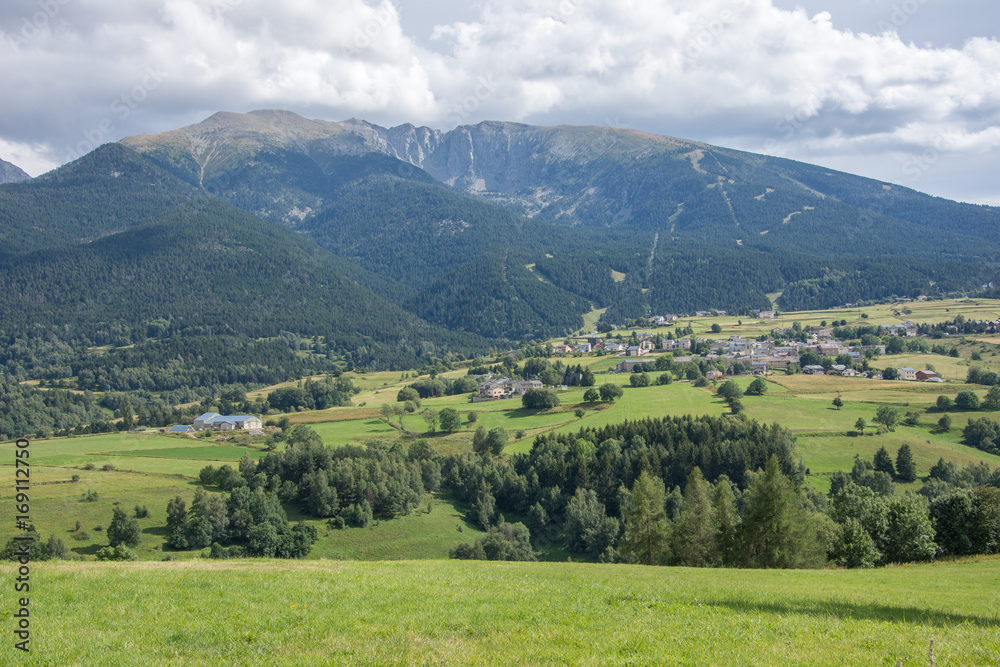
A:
[475, 377, 546, 402]
[165, 412, 264, 435]
[553, 337, 658, 356]
[592, 331, 953, 381]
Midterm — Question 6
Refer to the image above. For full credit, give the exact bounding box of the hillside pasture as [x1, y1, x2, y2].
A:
[1, 557, 997, 665]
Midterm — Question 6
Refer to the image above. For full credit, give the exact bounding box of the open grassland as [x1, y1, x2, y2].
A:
[1, 557, 997, 666]
[295, 492, 485, 561]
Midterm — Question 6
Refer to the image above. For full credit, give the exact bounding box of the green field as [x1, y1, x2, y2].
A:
[2, 557, 997, 665]
[298, 492, 485, 561]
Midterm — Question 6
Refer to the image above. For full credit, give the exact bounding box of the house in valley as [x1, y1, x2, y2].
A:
[193, 413, 263, 432]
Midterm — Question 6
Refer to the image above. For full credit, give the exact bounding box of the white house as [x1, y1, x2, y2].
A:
[193, 413, 263, 432]
[898, 367, 918, 381]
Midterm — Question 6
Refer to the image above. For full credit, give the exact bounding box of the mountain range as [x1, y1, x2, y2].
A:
[1, 109, 997, 375]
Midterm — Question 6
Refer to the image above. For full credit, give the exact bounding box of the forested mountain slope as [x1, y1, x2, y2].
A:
[120, 111, 1000, 326]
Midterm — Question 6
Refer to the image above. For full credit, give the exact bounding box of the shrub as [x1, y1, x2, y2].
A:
[521, 389, 561, 410]
[955, 390, 980, 411]
[96, 545, 137, 561]
[629, 373, 651, 388]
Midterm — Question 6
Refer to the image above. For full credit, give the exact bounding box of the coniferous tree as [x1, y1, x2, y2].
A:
[712, 477, 740, 567]
[873, 447, 896, 477]
[671, 467, 717, 567]
[619, 471, 670, 566]
[737, 456, 831, 569]
[895, 444, 917, 483]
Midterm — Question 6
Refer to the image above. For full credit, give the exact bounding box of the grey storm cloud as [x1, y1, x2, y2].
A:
[0, 0, 998, 204]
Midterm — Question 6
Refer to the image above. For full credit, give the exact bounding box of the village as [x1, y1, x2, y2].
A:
[471, 310, 994, 400]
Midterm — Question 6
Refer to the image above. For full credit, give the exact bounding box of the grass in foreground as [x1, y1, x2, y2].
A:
[2, 557, 998, 666]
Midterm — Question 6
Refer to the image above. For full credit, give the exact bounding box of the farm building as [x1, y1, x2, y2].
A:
[193, 413, 263, 432]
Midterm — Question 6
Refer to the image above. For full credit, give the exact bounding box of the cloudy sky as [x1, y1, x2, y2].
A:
[1, 0, 998, 204]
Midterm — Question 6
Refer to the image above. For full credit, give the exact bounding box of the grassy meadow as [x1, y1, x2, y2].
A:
[1, 557, 997, 665]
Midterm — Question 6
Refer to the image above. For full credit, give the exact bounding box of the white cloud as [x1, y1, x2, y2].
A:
[0, 138, 60, 176]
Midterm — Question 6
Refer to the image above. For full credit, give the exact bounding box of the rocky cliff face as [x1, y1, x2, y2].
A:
[121, 110, 702, 222]
[0, 157, 31, 184]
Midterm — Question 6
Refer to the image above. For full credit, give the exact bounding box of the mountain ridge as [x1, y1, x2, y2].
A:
[0, 157, 30, 184]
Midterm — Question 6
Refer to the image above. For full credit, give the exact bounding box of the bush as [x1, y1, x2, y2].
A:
[80, 489, 99, 502]
[599, 383, 624, 402]
[96, 545, 137, 561]
[964, 417, 1000, 454]
[955, 390, 981, 411]
[450, 520, 536, 562]
[134, 505, 149, 519]
[521, 389, 561, 410]
[629, 373, 651, 388]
